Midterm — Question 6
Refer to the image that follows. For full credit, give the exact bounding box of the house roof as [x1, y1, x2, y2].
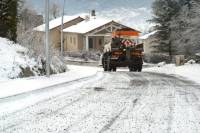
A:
[34, 15, 83, 32]
[63, 17, 112, 34]
[139, 31, 157, 40]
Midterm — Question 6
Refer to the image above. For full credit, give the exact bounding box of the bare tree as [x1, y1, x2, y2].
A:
[18, 8, 43, 31]
[17, 6, 44, 57]
[15, 1, 67, 75]
[50, 2, 61, 19]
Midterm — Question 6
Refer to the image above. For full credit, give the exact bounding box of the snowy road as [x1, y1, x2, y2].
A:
[1, 72, 200, 133]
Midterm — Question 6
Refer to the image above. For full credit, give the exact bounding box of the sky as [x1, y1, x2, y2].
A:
[25, 0, 154, 32]
[27, 0, 153, 15]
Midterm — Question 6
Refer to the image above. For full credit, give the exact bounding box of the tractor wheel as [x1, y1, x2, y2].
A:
[103, 65, 107, 71]
[107, 59, 111, 71]
[113, 67, 117, 72]
[133, 66, 138, 72]
[138, 65, 142, 72]
[103, 54, 108, 71]
[129, 66, 134, 72]
[104, 55, 111, 72]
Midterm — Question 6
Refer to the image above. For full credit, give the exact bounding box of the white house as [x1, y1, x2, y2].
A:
[139, 31, 158, 54]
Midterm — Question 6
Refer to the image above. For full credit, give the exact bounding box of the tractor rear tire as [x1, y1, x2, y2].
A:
[138, 65, 142, 72]
[103, 55, 111, 72]
[129, 66, 134, 72]
[113, 67, 117, 72]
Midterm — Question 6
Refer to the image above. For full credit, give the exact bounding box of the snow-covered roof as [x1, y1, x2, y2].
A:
[63, 17, 112, 34]
[139, 31, 157, 40]
[34, 15, 83, 32]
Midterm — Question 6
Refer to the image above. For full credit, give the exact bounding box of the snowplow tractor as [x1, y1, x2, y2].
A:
[102, 28, 143, 72]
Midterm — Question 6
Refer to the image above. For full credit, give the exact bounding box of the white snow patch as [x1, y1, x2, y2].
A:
[139, 30, 157, 40]
[157, 61, 166, 67]
[187, 59, 196, 64]
[144, 63, 200, 85]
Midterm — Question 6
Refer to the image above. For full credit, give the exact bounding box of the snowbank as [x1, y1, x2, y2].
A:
[0, 65, 100, 98]
[0, 37, 38, 81]
[144, 63, 200, 85]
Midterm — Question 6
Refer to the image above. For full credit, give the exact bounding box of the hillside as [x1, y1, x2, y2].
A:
[0, 37, 67, 81]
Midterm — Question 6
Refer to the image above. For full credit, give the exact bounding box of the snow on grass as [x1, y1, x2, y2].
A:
[0, 37, 38, 81]
[144, 63, 200, 85]
[0, 65, 101, 99]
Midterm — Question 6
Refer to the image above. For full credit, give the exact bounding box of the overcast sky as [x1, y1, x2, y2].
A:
[26, 0, 154, 32]
[26, 0, 153, 15]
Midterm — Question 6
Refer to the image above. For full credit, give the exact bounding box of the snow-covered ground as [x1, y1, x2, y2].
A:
[0, 65, 100, 99]
[144, 63, 200, 85]
[65, 56, 97, 63]
[1, 71, 200, 133]
[1, 55, 200, 132]
[1, 60, 200, 100]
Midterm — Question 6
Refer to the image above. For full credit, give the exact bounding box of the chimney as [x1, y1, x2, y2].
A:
[91, 9, 96, 19]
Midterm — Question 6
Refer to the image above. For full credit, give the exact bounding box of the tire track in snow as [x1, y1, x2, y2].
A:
[1, 87, 95, 132]
[177, 79, 200, 132]
[0, 72, 105, 132]
[2, 72, 200, 133]
[0, 73, 100, 102]
[98, 108, 126, 133]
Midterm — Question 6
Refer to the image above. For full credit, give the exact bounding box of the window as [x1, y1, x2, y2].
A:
[99, 39, 102, 46]
[73, 37, 76, 45]
[89, 38, 93, 49]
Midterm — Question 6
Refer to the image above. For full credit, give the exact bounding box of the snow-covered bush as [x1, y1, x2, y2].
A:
[17, 27, 68, 75]
[0, 37, 67, 80]
[195, 53, 200, 63]
[0, 37, 39, 79]
[157, 62, 166, 67]
[186, 59, 196, 64]
[50, 56, 68, 74]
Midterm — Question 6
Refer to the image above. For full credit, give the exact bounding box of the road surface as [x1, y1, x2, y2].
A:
[0, 72, 200, 133]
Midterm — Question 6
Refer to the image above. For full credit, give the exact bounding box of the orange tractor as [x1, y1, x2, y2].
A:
[102, 28, 143, 72]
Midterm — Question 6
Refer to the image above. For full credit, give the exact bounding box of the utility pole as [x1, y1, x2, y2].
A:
[45, 0, 50, 77]
[61, 0, 66, 58]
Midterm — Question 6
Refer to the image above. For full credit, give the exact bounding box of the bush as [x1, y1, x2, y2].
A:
[195, 53, 200, 63]
[36, 56, 68, 75]
[64, 50, 101, 61]
[143, 53, 171, 64]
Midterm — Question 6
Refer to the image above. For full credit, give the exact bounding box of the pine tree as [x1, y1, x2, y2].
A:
[170, 0, 200, 56]
[0, 0, 19, 42]
[151, 0, 180, 61]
